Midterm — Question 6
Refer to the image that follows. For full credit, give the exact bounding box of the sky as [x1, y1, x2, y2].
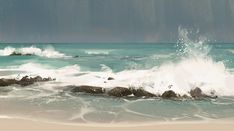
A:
[0, 0, 234, 43]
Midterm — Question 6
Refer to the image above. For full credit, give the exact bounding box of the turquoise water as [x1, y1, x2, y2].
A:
[0, 42, 234, 124]
[0, 43, 234, 71]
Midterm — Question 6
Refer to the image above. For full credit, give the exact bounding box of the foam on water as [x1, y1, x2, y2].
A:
[0, 46, 69, 58]
[84, 49, 112, 55]
[1, 28, 234, 97]
[1, 56, 234, 97]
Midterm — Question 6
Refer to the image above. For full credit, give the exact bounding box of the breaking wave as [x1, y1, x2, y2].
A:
[1, 27, 234, 97]
[0, 46, 70, 58]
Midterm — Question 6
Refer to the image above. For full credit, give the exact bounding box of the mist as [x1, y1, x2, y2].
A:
[0, 0, 234, 43]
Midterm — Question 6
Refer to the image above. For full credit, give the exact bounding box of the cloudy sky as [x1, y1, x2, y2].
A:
[0, 0, 234, 43]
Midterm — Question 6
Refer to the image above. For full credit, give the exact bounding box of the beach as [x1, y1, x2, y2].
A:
[0, 118, 234, 131]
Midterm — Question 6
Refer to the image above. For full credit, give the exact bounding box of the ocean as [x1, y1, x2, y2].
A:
[0, 29, 234, 124]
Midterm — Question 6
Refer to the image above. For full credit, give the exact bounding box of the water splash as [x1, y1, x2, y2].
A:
[177, 26, 211, 58]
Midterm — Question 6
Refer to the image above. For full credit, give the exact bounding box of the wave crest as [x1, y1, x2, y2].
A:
[0, 46, 69, 58]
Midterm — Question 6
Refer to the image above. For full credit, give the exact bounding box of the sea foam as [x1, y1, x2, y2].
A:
[0, 46, 69, 58]
[0, 28, 234, 97]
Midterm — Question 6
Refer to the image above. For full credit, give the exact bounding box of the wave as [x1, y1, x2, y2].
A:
[0, 46, 70, 58]
[1, 55, 234, 97]
[1, 28, 234, 97]
[84, 49, 112, 55]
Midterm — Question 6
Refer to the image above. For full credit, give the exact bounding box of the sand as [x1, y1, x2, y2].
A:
[0, 118, 234, 131]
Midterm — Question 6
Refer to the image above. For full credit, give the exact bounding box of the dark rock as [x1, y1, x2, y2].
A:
[34, 76, 43, 81]
[131, 88, 156, 97]
[162, 90, 177, 99]
[0, 76, 55, 87]
[107, 77, 115, 80]
[42, 77, 53, 81]
[17, 76, 34, 86]
[190, 87, 203, 98]
[108, 87, 132, 97]
[190, 87, 218, 99]
[10, 52, 33, 56]
[0, 78, 17, 86]
[73, 55, 79, 58]
[69, 85, 104, 94]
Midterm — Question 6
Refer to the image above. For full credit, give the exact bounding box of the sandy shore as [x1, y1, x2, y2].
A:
[0, 118, 234, 131]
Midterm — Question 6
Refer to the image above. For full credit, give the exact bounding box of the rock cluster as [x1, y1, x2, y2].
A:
[9, 52, 33, 56]
[65, 85, 217, 100]
[0, 76, 55, 87]
[0, 75, 218, 100]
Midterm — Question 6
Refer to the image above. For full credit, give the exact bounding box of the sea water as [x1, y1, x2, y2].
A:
[0, 29, 234, 124]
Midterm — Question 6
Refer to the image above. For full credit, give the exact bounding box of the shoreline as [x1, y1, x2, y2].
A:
[0, 118, 234, 131]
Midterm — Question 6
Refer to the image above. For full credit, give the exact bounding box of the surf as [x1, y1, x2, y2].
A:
[0, 45, 70, 58]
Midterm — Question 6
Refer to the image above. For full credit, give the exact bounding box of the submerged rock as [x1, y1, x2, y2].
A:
[108, 87, 132, 97]
[69, 85, 104, 94]
[73, 55, 79, 58]
[190, 87, 217, 99]
[10, 52, 33, 56]
[131, 88, 156, 97]
[162, 90, 177, 99]
[0, 76, 54, 87]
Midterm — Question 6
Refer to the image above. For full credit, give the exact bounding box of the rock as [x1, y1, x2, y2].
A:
[108, 87, 132, 97]
[0, 79, 17, 86]
[69, 85, 104, 94]
[17, 76, 34, 86]
[190, 87, 203, 98]
[34, 76, 43, 81]
[131, 88, 156, 97]
[107, 77, 115, 80]
[10, 52, 33, 56]
[190, 87, 218, 99]
[73, 55, 79, 58]
[162, 90, 177, 99]
[0, 76, 55, 87]
[42, 77, 53, 81]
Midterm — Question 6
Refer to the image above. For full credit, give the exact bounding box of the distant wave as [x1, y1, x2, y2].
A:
[84, 49, 113, 55]
[151, 53, 174, 59]
[0, 46, 70, 58]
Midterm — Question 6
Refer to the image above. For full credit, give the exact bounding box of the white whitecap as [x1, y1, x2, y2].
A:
[0, 46, 70, 58]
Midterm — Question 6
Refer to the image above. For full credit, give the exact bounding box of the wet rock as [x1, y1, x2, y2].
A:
[18, 76, 34, 86]
[107, 77, 115, 80]
[108, 87, 132, 97]
[131, 88, 156, 97]
[190, 87, 218, 99]
[69, 85, 104, 94]
[34, 76, 43, 81]
[162, 90, 177, 99]
[17, 76, 53, 86]
[10, 52, 33, 56]
[190, 87, 203, 98]
[0, 79, 17, 86]
[0, 76, 55, 87]
[42, 77, 54, 81]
